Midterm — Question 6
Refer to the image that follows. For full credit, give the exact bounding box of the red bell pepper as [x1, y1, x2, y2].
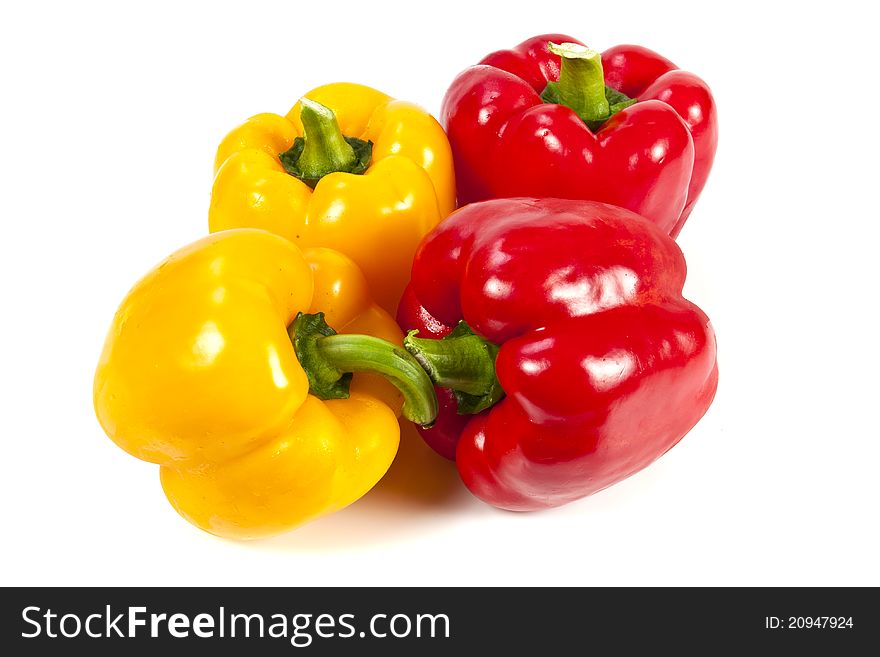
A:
[441, 34, 718, 237]
[398, 198, 718, 510]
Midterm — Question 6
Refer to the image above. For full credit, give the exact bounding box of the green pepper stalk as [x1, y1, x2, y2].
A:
[541, 42, 637, 131]
[278, 98, 373, 188]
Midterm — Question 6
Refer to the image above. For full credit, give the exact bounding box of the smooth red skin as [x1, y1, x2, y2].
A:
[397, 198, 718, 510]
[441, 35, 718, 238]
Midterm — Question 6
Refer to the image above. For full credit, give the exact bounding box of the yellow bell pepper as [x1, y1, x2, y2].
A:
[94, 229, 437, 540]
[209, 83, 456, 314]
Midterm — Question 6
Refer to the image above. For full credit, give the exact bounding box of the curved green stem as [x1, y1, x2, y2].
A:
[290, 313, 438, 427]
[404, 322, 504, 415]
[278, 98, 372, 188]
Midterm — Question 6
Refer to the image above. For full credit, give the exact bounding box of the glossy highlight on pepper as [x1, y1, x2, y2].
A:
[94, 229, 412, 539]
[209, 83, 456, 314]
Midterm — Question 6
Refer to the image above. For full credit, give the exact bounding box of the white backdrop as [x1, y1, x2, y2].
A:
[1, 0, 877, 586]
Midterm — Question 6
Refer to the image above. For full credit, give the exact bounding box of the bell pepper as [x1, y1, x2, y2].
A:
[209, 83, 456, 314]
[397, 198, 718, 510]
[441, 34, 718, 237]
[94, 229, 437, 539]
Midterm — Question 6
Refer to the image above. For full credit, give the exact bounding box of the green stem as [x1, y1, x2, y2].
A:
[547, 42, 610, 124]
[277, 99, 372, 188]
[290, 313, 438, 427]
[297, 98, 357, 176]
[404, 322, 504, 415]
[540, 42, 637, 131]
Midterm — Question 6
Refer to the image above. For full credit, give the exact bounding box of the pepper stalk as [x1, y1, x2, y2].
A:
[290, 312, 438, 427]
[291, 314, 505, 427]
[541, 42, 638, 131]
[278, 98, 373, 188]
[404, 322, 504, 414]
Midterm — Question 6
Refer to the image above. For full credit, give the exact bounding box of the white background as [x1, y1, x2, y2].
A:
[1, 0, 877, 586]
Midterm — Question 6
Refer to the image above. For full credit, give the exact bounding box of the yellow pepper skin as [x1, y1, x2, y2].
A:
[208, 83, 456, 314]
[94, 229, 405, 540]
